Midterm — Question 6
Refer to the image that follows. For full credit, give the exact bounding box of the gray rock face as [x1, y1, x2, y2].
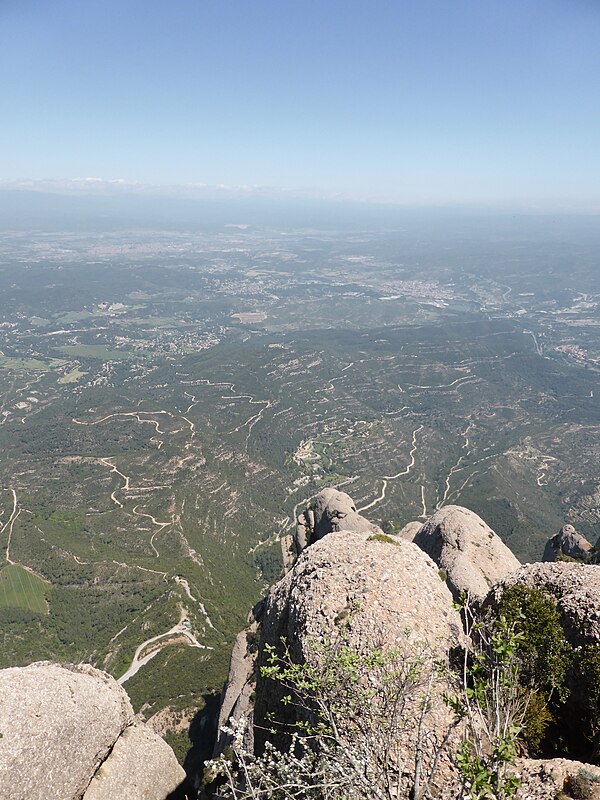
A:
[542, 524, 593, 563]
[0, 662, 132, 800]
[0, 662, 185, 800]
[214, 619, 260, 756]
[295, 488, 381, 553]
[254, 530, 465, 795]
[83, 723, 184, 800]
[486, 561, 600, 647]
[397, 521, 422, 542]
[413, 505, 520, 602]
[259, 530, 463, 662]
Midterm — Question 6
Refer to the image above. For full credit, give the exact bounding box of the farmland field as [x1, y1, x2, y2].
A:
[0, 565, 48, 614]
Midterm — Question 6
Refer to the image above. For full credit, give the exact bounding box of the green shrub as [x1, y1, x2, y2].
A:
[574, 645, 600, 758]
[496, 585, 572, 702]
[494, 585, 573, 754]
[366, 533, 399, 546]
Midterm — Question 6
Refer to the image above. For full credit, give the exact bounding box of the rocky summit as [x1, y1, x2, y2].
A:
[295, 487, 382, 552]
[413, 504, 521, 602]
[254, 528, 466, 795]
[214, 489, 600, 800]
[542, 523, 594, 563]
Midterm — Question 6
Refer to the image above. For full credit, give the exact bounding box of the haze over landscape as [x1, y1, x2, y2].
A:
[3, 0, 600, 208]
[2, 2, 600, 797]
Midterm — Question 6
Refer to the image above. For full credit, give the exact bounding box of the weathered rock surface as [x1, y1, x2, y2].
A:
[213, 616, 260, 756]
[254, 529, 465, 795]
[413, 505, 521, 601]
[486, 561, 600, 647]
[397, 520, 422, 542]
[259, 529, 463, 663]
[83, 723, 184, 800]
[295, 488, 381, 553]
[218, 492, 600, 799]
[516, 758, 600, 799]
[0, 661, 185, 800]
[543, 524, 593, 563]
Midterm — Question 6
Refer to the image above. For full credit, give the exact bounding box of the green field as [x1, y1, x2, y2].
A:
[0, 355, 50, 371]
[58, 367, 88, 384]
[0, 564, 49, 614]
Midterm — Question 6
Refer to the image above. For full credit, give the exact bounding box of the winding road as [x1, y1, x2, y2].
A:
[358, 424, 424, 512]
[117, 609, 212, 685]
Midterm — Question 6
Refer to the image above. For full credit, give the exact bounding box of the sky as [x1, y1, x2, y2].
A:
[2, 0, 600, 210]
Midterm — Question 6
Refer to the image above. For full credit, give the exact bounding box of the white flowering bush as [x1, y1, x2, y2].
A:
[205, 602, 532, 800]
[206, 621, 456, 800]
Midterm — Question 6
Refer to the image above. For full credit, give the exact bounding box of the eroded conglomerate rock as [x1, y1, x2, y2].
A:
[413, 505, 521, 602]
[295, 488, 381, 553]
[486, 561, 600, 647]
[516, 758, 600, 800]
[213, 614, 262, 756]
[0, 661, 185, 800]
[543, 524, 593, 563]
[254, 530, 465, 796]
[216, 489, 600, 799]
[83, 723, 184, 800]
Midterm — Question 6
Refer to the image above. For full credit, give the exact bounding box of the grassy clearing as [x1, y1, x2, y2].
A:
[54, 311, 94, 324]
[0, 564, 48, 614]
[0, 356, 50, 371]
[127, 316, 183, 327]
[58, 367, 88, 384]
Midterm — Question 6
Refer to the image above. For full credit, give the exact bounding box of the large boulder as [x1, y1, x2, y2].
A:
[253, 530, 465, 797]
[543, 524, 593, 563]
[0, 662, 185, 800]
[413, 505, 520, 602]
[83, 723, 184, 800]
[295, 488, 381, 553]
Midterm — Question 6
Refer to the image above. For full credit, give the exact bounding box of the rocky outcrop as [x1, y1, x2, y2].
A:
[214, 483, 600, 800]
[83, 723, 185, 800]
[413, 505, 521, 602]
[253, 529, 465, 795]
[397, 520, 422, 542]
[259, 530, 463, 666]
[213, 614, 261, 756]
[294, 488, 381, 553]
[516, 758, 600, 799]
[543, 524, 593, 563]
[0, 662, 185, 800]
[486, 561, 600, 647]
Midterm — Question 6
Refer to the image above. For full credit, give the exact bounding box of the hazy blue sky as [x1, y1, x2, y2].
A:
[2, 0, 600, 209]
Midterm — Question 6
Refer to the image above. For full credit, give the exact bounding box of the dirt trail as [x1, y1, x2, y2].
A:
[117, 609, 211, 685]
[1, 489, 19, 563]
